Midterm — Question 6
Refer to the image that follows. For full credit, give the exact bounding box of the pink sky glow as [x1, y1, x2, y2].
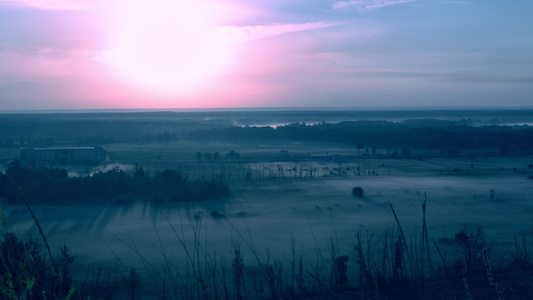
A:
[0, 0, 349, 109]
[1, 0, 532, 110]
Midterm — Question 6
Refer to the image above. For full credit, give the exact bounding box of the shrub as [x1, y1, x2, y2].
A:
[0, 232, 74, 299]
[352, 186, 364, 197]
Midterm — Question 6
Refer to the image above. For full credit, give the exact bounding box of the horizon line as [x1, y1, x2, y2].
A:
[2, 105, 533, 114]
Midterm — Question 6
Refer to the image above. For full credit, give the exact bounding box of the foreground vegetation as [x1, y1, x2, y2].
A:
[1, 188, 532, 299]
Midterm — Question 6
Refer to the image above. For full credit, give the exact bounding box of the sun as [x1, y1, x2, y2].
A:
[104, 0, 230, 93]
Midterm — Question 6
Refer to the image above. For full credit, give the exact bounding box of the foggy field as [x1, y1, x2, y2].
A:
[4, 155, 533, 284]
[2, 110, 533, 298]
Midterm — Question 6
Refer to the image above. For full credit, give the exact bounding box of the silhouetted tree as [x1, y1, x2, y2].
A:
[499, 142, 510, 156]
[352, 186, 364, 198]
[1, 166, 229, 204]
[226, 150, 240, 159]
[401, 147, 410, 157]
[126, 267, 141, 300]
[334, 255, 349, 293]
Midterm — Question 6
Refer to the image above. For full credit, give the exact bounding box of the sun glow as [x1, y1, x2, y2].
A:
[104, 0, 231, 92]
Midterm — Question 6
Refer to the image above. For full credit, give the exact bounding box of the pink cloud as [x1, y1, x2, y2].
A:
[0, 49, 76, 79]
[0, 0, 94, 10]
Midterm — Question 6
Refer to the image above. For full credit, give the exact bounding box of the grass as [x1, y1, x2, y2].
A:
[81, 194, 533, 299]
[0, 182, 75, 299]
[2, 190, 533, 299]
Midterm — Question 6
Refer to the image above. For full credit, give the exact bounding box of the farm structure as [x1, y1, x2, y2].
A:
[21, 146, 106, 165]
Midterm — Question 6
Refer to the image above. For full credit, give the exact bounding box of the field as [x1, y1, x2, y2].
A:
[1, 109, 533, 299]
[4, 151, 533, 296]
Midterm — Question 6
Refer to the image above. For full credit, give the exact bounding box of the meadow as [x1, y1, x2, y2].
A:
[1, 109, 533, 299]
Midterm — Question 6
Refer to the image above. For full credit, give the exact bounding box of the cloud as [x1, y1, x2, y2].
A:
[333, 0, 417, 11]
[0, 0, 93, 10]
[215, 21, 341, 45]
[0, 44, 104, 92]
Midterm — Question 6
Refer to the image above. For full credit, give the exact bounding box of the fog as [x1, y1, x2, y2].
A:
[5, 172, 532, 279]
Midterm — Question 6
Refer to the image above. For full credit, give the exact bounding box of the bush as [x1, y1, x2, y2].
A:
[0, 232, 74, 299]
[352, 186, 364, 197]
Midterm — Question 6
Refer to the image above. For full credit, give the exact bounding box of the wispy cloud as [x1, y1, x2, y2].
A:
[0, 0, 92, 10]
[333, 0, 417, 11]
[97, 21, 339, 66]
[0, 48, 85, 83]
[217, 21, 341, 44]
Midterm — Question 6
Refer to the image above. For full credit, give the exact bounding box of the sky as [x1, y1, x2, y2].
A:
[0, 0, 532, 110]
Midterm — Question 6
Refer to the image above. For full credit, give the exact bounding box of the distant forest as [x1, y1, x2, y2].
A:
[0, 166, 230, 205]
[189, 120, 533, 154]
[1, 112, 533, 154]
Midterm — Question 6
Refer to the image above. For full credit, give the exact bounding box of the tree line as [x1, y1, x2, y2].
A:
[0, 166, 230, 205]
[189, 121, 533, 154]
[2, 115, 533, 154]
